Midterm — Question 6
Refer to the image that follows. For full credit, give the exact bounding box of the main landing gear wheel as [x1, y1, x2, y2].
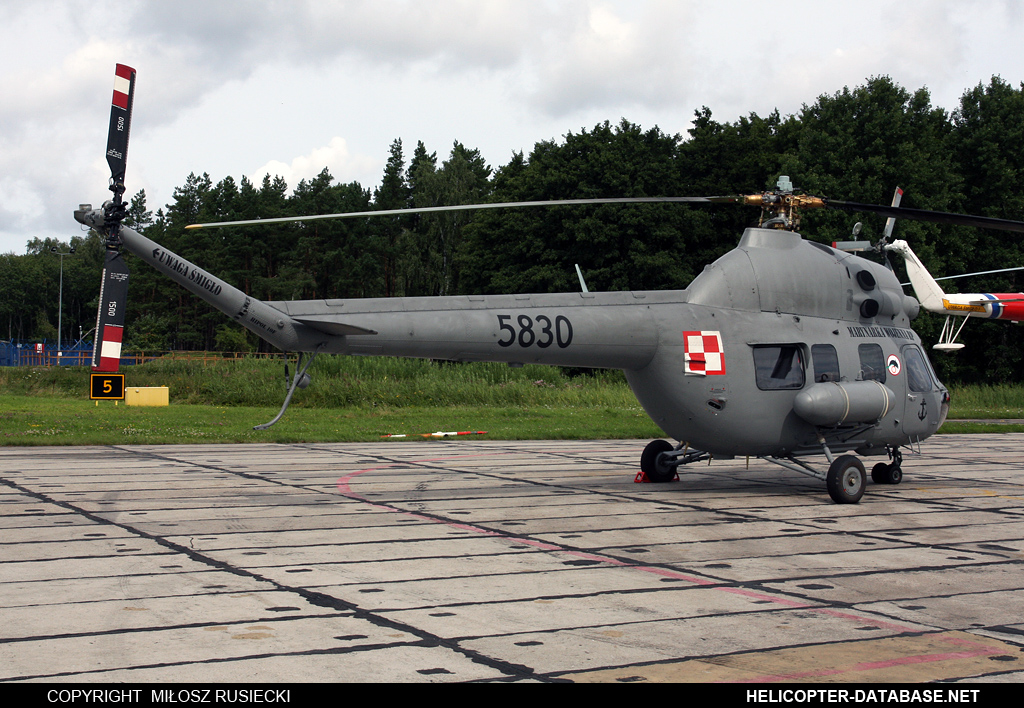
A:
[826, 455, 865, 504]
[871, 462, 903, 485]
[641, 439, 676, 483]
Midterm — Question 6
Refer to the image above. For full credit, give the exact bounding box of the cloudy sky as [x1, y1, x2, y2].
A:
[2, 0, 1023, 254]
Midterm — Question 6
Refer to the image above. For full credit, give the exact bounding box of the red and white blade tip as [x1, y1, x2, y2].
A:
[112, 64, 135, 110]
[93, 324, 124, 372]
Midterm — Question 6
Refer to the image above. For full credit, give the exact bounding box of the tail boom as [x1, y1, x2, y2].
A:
[74, 204, 663, 369]
[75, 206, 326, 353]
[269, 292, 663, 369]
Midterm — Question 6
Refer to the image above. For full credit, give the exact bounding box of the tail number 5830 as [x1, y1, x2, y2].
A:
[497, 314, 573, 348]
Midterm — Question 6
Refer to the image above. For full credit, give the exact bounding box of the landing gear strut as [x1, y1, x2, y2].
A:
[760, 441, 873, 504]
[254, 347, 323, 430]
[640, 438, 901, 504]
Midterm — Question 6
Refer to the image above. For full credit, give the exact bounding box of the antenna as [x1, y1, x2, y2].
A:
[575, 264, 590, 293]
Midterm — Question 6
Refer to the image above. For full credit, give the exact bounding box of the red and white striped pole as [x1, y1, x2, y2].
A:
[381, 431, 487, 438]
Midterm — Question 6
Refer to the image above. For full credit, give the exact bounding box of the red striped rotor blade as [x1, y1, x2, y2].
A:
[106, 64, 136, 201]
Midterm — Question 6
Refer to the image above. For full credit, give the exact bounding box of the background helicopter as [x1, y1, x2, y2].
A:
[77, 65, 1024, 504]
[886, 239, 1024, 351]
[829, 187, 1024, 352]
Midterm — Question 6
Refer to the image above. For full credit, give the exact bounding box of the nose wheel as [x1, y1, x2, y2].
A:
[871, 462, 903, 484]
[871, 447, 903, 485]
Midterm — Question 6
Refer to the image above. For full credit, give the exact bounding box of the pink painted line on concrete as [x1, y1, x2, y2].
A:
[730, 644, 1005, 683]
[812, 607, 918, 634]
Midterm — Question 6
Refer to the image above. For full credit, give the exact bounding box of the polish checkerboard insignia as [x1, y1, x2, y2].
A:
[684, 330, 726, 375]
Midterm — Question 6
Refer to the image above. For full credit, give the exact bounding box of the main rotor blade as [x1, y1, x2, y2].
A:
[932, 266, 1024, 283]
[826, 199, 1024, 234]
[106, 64, 136, 203]
[185, 196, 732, 230]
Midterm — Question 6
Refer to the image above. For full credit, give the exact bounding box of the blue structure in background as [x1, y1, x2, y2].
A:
[0, 341, 19, 366]
[0, 340, 95, 367]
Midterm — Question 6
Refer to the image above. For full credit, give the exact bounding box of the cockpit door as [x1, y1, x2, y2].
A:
[899, 344, 943, 436]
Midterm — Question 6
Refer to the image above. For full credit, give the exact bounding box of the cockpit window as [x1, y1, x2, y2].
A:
[753, 345, 805, 390]
[858, 343, 886, 383]
[811, 344, 840, 383]
[902, 345, 934, 393]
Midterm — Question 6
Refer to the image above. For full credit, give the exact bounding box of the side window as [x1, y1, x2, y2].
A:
[858, 343, 886, 383]
[753, 345, 805, 390]
[811, 344, 840, 383]
[902, 345, 934, 393]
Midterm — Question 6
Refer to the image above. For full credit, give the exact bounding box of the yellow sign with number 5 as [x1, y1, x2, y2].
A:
[90, 373, 125, 400]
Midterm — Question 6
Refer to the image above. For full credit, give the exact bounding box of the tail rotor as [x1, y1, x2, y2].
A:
[91, 64, 136, 372]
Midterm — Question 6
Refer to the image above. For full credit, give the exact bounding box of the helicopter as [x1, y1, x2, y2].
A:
[75, 64, 1024, 504]
[885, 239, 1024, 351]
[832, 188, 1024, 351]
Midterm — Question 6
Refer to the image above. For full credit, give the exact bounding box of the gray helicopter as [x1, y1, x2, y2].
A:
[77, 65, 1024, 504]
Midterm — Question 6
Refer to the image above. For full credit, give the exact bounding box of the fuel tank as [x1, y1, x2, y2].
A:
[793, 380, 896, 427]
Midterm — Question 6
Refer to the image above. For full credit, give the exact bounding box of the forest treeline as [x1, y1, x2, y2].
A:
[3, 76, 1024, 384]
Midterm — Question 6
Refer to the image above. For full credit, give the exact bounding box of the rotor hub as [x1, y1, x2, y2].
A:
[742, 190, 828, 231]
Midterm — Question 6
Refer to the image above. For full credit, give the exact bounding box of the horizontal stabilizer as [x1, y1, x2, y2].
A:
[292, 317, 378, 337]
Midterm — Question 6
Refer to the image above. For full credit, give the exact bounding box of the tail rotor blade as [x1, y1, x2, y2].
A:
[106, 64, 136, 204]
[92, 249, 130, 372]
[881, 187, 904, 241]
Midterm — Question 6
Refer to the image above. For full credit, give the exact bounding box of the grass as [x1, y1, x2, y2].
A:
[0, 395, 662, 445]
[945, 383, 1024, 419]
[934, 383, 1024, 433]
[2, 357, 1023, 446]
[0, 356, 636, 408]
[0, 356, 661, 445]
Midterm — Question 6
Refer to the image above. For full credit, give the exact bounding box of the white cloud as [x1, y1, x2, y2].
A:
[777, 6, 966, 111]
[249, 137, 378, 191]
[528, 1, 695, 116]
[295, 0, 539, 68]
